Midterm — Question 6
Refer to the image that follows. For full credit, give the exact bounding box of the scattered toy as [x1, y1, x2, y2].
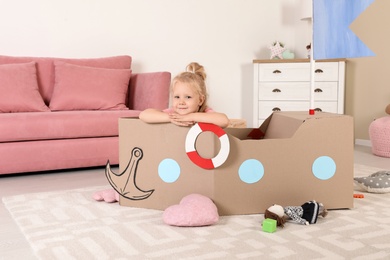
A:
[264, 200, 328, 227]
[262, 218, 277, 233]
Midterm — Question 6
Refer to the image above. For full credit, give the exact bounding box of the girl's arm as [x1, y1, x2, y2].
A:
[140, 109, 230, 128]
[139, 108, 170, 123]
[170, 112, 230, 128]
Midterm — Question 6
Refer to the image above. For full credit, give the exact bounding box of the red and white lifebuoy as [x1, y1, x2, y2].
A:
[185, 123, 230, 169]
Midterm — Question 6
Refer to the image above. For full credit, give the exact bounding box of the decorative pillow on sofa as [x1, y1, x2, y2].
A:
[0, 62, 50, 112]
[49, 62, 131, 111]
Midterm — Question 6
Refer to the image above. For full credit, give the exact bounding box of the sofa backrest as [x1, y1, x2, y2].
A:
[0, 55, 132, 105]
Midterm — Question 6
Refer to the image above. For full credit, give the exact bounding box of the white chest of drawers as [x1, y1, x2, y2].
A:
[252, 59, 346, 127]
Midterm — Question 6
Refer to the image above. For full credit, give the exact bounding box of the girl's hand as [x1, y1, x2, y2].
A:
[169, 113, 195, 127]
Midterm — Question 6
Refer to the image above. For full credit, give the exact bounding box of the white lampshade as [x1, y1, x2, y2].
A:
[300, 0, 312, 20]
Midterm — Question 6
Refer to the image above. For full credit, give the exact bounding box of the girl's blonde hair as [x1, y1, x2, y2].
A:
[171, 62, 208, 112]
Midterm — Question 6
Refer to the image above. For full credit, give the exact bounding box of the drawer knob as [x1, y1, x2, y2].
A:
[272, 107, 281, 112]
[314, 88, 323, 93]
[314, 108, 322, 112]
[272, 88, 281, 93]
[272, 69, 282, 74]
[315, 69, 323, 73]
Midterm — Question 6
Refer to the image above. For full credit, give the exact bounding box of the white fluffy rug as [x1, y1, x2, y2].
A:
[3, 164, 390, 259]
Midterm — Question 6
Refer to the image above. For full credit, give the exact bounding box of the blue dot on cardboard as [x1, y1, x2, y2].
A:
[158, 159, 180, 183]
[239, 159, 264, 184]
[312, 156, 336, 180]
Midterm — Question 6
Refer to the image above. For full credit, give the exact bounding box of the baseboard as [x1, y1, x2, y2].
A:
[355, 139, 371, 147]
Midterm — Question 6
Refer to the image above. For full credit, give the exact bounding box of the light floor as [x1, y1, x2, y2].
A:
[1, 145, 390, 259]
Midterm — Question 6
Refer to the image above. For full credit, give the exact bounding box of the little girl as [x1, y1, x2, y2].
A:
[94, 62, 229, 202]
[139, 62, 229, 128]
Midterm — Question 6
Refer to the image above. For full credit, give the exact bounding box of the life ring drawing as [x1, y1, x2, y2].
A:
[185, 122, 230, 169]
[105, 147, 154, 200]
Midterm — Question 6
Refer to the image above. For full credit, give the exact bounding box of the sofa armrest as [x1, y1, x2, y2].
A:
[128, 71, 171, 111]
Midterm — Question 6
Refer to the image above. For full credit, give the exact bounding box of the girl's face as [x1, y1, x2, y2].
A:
[172, 81, 204, 115]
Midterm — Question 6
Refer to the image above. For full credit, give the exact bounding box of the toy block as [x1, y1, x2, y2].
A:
[262, 218, 277, 233]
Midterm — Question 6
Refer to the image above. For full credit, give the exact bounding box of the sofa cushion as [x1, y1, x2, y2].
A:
[0, 110, 140, 143]
[0, 62, 50, 113]
[0, 55, 132, 104]
[50, 62, 131, 111]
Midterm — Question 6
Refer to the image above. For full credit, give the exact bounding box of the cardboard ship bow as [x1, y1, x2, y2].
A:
[106, 111, 354, 216]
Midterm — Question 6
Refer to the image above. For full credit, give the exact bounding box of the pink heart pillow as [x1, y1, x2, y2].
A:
[163, 194, 219, 227]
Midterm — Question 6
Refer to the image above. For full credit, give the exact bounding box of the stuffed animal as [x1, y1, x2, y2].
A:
[264, 200, 328, 227]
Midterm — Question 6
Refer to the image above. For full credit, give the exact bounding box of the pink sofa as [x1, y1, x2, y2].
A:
[0, 55, 170, 175]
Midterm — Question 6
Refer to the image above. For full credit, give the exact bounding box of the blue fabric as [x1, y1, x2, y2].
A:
[313, 0, 375, 59]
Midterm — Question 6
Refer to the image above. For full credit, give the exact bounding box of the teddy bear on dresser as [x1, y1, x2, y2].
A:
[264, 200, 328, 227]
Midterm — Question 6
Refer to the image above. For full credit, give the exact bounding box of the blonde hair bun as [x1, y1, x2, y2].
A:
[186, 62, 207, 81]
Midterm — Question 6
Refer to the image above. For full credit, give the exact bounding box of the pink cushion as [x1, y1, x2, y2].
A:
[163, 194, 219, 227]
[369, 116, 390, 157]
[0, 110, 141, 142]
[0, 55, 132, 104]
[128, 72, 171, 110]
[0, 62, 50, 113]
[49, 62, 131, 111]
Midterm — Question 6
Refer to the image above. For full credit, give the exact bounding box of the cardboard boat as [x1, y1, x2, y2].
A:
[106, 111, 354, 215]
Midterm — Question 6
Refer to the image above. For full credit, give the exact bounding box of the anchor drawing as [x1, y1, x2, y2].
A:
[105, 147, 154, 200]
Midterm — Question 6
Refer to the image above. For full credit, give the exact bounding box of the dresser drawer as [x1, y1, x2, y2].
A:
[313, 62, 340, 82]
[313, 82, 338, 101]
[259, 63, 308, 82]
[258, 101, 309, 119]
[258, 82, 310, 101]
[312, 102, 338, 113]
[258, 62, 339, 82]
[258, 82, 338, 101]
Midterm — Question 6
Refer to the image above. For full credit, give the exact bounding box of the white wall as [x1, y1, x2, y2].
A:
[0, 0, 305, 126]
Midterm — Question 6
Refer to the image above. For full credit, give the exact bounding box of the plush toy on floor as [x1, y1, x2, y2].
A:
[93, 189, 119, 203]
[264, 200, 328, 227]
